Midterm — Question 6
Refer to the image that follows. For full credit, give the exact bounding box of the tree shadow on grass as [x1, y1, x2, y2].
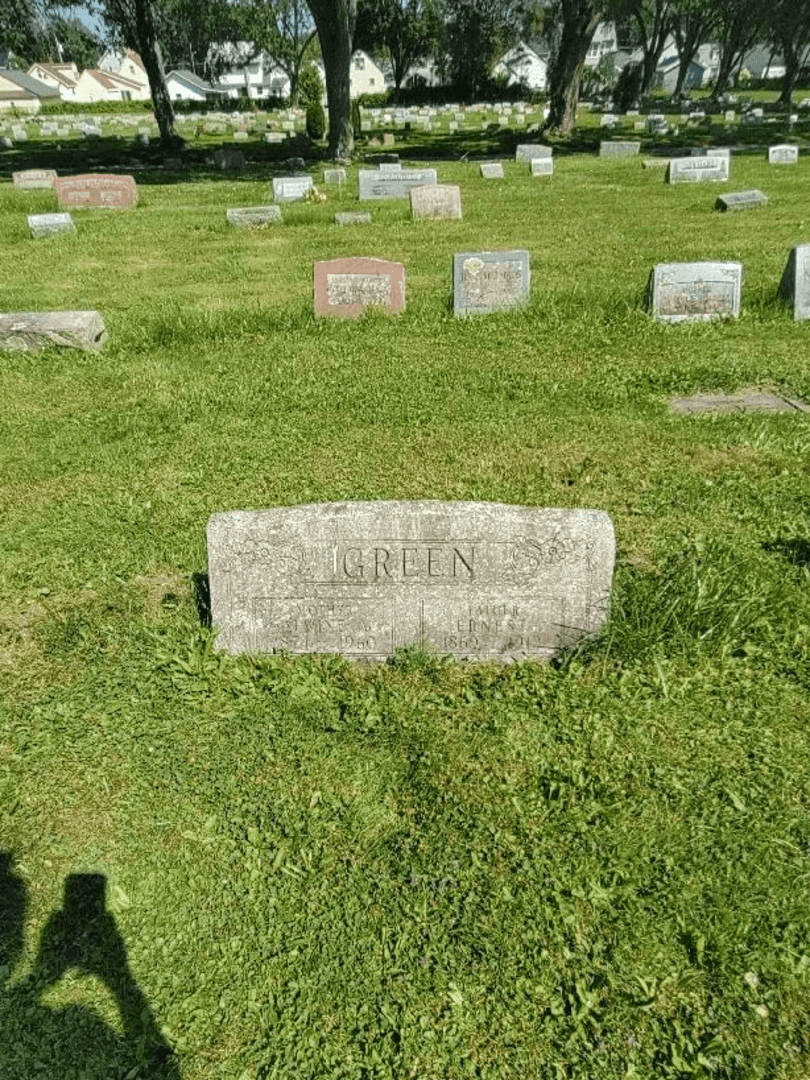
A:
[0, 853, 180, 1080]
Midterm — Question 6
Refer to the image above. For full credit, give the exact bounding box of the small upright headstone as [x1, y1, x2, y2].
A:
[11, 125, 27, 141]
[28, 212, 77, 238]
[666, 156, 729, 183]
[769, 144, 799, 165]
[272, 175, 313, 202]
[314, 257, 406, 318]
[530, 158, 553, 176]
[515, 144, 551, 162]
[13, 169, 57, 190]
[453, 250, 531, 317]
[410, 184, 462, 220]
[226, 206, 283, 228]
[233, 130, 249, 142]
[599, 141, 640, 157]
[0, 311, 106, 352]
[778, 244, 810, 321]
[358, 168, 437, 200]
[648, 262, 743, 322]
[715, 190, 767, 212]
[323, 168, 347, 185]
[480, 162, 505, 179]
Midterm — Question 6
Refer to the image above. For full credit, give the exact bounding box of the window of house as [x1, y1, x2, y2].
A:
[354, 56, 365, 70]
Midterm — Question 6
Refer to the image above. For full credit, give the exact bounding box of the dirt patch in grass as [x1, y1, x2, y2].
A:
[131, 570, 190, 620]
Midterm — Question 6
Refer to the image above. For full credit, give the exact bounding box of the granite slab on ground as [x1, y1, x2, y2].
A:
[226, 206, 282, 227]
[0, 311, 106, 351]
[669, 389, 809, 414]
[28, 212, 76, 238]
[207, 501, 616, 661]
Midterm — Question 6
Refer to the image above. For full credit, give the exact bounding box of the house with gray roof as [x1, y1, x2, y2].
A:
[0, 68, 60, 111]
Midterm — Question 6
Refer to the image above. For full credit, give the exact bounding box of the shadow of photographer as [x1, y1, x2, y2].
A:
[1, 853, 180, 1079]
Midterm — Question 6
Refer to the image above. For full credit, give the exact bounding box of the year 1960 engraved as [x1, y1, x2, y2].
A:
[251, 596, 394, 653]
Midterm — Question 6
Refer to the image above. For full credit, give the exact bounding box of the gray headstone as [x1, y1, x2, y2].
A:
[410, 183, 462, 220]
[226, 206, 283, 228]
[769, 144, 799, 164]
[643, 158, 669, 168]
[13, 169, 57, 190]
[454, 250, 530, 317]
[233, 130, 249, 142]
[480, 162, 505, 179]
[378, 162, 401, 172]
[648, 262, 743, 323]
[28, 212, 77, 238]
[515, 144, 552, 162]
[778, 244, 810, 322]
[323, 168, 347, 184]
[666, 156, 730, 183]
[335, 211, 372, 226]
[358, 168, 438, 200]
[530, 158, 553, 176]
[0, 311, 106, 352]
[599, 141, 641, 157]
[715, 190, 767, 212]
[207, 501, 616, 661]
[273, 175, 313, 202]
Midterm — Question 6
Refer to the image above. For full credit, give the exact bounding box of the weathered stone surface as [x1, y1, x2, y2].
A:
[54, 173, 138, 208]
[272, 175, 313, 201]
[666, 156, 729, 183]
[530, 158, 553, 176]
[0, 311, 106, 352]
[648, 262, 742, 323]
[28, 212, 76, 238]
[715, 190, 767, 212]
[13, 169, 57, 189]
[314, 257, 405, 318]
[335, 211, 372, 226]
[454, 250, 530, 317]
[778, 244, 810, 322]
[358, 168, 438, 200]
[769, 144, 799, 164]
[226, 206, 282, 228]
[669, 389, 809, 414]
[515, 144, 552, 162]
[409, 183, 462, 220]
[481, 162, 505, 179]
[207, 501, 616, 661]
[323, 168, 347, 184]
[599, 141, 640, 157]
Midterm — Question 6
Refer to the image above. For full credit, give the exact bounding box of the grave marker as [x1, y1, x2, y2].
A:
[272, 175, 313, 201]
[28, 212, 76, 238]
[213, 148, 245, 171]
[480, 162, 505, 179]
[0, 311, 106, 352]
[666, 156, 729, 183]
[515, 144, 552, 162]
[323, 168, 347, 184]
[54, 174, 138, 208]
[314, 257, 405, 318]
[778, 244, 810, 321]
[410, 184, 461, 220]
[207, 501, 616, 661]
[226, 206, 282, 228]
[599, 141, 640, 157]
[769, 144, 799, 164]
[648, 262, 742, 322]
[358, 168, 437, 200]
[715, 190, 767, 212]
[454, 250, 530, 317]
[13, 169, 57, 190]
[530, 158, 553, 176]
[335, 212, 372, 226]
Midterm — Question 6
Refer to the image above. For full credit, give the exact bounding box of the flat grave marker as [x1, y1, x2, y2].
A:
[314, 257, 405, 318]
[207, 501, 616, 661]
[335, 212, 372, 226]
[666, 156, 730, 183]
[28, 212, 76, 238]
[454, 250, 530, 317]
[669, 389, 809, 414]
[0, 311, 106, 352]
[226, 206, 282, 228]
[648, 262, 743, 322]
[358, 168, 437, 200]
[599, 141, 640, 157]
[778, 244, 810, 322]
[13, 169, 57, 190]
[715, 189, 767, 212]
[54, 174, 138, 208]
[410, 184, 462, 220]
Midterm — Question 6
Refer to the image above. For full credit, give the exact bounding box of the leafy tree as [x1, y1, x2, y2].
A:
[437, 0, 541, 103]
[767, 0, 810, 107]
[613, 0, 672, 95]
[710, 0, 768, 99]
[233, 0, 318, 104]
[0, 0, 49, 64]
[668, 0, 718, 99]
[354, 0, 439, 97]
[544, 0, 605, 135]
[305, 0, 356, 157]
[48, 14, 101, 68]
[154, 0, 241, 78]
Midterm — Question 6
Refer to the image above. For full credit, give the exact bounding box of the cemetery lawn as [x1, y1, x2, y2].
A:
[2, 145, 810, 1079]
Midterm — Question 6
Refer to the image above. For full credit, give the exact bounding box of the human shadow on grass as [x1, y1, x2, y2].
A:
[0, 854, 180, 1080]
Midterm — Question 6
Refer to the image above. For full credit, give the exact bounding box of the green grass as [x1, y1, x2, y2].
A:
[2, 131, 810, 1079]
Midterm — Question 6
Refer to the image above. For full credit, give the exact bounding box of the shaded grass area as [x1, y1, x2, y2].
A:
[2, 148, 810, 1078]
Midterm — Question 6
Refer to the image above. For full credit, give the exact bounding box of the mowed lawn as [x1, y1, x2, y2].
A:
[1, 135, 810, 1079]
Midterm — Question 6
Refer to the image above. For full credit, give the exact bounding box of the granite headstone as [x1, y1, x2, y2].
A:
[226, 206, 283, 227]
[409, 184, 462, 220]
[453, 250, 530, 317]
[648, 262, 743, 322]
[28, 212, 76, 238]
[13, 169, 57, 190]
[54, 174, 138, 208]
[358, 168, 437, 200]
[314, 257, 406, 318]
[0, 311, 106, 351]
[778, 244, 810, 322]
[715, 190, 767, 212]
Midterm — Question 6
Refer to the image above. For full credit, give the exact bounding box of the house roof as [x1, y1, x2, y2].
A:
[0, 68, 60, 97]
[83, 68, 144, 91]
[167, 69, 220, 94]
[29, 62, 79, 88]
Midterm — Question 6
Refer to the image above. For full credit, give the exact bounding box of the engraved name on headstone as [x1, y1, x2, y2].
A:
[226, 206, 283, 227]
[515, 144, 552, 162]
[358, 168, 438, 200]
[409, 183, 462, 220]
[54, 174, 138, 208]
[666, 156, 730, 183]
[648, 262, 743, 322]
[769, 144, 799, 164]
[314, 257, 406, 318]
[207, 501, 616, 661]
[453, 250, 531, 317]
[480, 162, 505, 179]
[272, 175, 313, 201]
[13, 169, 57, 189]
[28, 212, 77, 238]
[715, 190, 767, 212]
[778, 244, 810, 322]
[599, 141, 641, 157]
[0, 311, 106, 352]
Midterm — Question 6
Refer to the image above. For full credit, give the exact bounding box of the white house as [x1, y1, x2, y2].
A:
[493, 42, 547, 91]
[98, 47, 151, 97]
[26, 61, 80, 99]
[585, 21, 618, 68]
[212, 45, 291, 99]
[166, 69, 227, 103]
[73, 67, 147, 102]
[314, 50, 385, 98]
[0, 68, 59, 111]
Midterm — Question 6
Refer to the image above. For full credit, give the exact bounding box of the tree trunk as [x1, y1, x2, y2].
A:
[133, 0, 182, 147]
[306, 0, 356, 157]
[634, 6, 672, 97]
[777, 48, 800, 106]
[545, 1, 603, 136]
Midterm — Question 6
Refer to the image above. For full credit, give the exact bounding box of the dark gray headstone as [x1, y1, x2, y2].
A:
[648, 262, 743, 322]
[226, 206, 282, 228]
[778, 244, 810, 322]
[453, 250, 530, 317]
[715, 190, 767, 212]
[213, 148, 245, 171]
[0, 311, 106, 352]
[207, 501, 616, 661]
[28, 212, 76, 238]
